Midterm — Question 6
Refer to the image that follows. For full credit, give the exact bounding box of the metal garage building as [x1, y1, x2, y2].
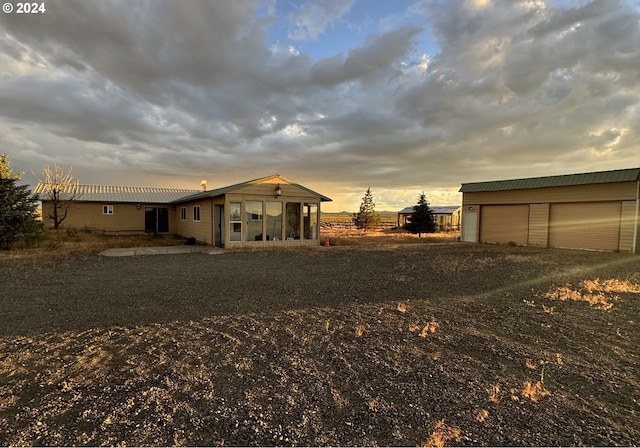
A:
[459, 167, 640, 253]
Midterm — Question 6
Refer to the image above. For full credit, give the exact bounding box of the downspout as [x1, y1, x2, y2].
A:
[633, 179, 639, 254]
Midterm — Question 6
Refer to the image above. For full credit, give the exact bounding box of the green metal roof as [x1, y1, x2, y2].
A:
[171, 174, 332, 203]
[459, 167, 640, 193]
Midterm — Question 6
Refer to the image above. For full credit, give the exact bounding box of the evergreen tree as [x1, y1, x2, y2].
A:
[352, 187, 381, 233]
[404, 192, 436, 237]
[0, 153, 41, 249]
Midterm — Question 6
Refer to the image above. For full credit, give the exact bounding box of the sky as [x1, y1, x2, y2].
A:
[1, 0, 639, 212]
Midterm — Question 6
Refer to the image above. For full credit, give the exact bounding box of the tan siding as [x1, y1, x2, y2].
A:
[480, 205, 529, 245]
[234, 178, 316, 199]
[619, 201, 636, 252]
[42, 201, 146, 231]
[528, 204, 550, 247]
[463, 182, 637, 205]
[549, 202, 621, 251]
[174, 199, 213, 244]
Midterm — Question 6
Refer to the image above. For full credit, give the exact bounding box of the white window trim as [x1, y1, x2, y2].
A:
[103, 205, 114, 215]
[180, 207, 187, 221]
[193, 206, 201, 222]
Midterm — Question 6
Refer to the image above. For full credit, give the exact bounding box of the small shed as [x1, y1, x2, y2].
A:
[459, 167, 640, 253]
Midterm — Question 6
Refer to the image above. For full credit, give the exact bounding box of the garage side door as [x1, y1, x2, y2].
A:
[549, 202, 621, 251]
[480, 205, 529, 245]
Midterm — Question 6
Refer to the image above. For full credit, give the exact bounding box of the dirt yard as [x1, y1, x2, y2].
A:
[1, 244, 639, 446]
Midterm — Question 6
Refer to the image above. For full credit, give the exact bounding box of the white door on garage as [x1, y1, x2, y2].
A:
[462, 210, 477, 242]
[549, 202, 621, 251]
[480, 205, 529, 245]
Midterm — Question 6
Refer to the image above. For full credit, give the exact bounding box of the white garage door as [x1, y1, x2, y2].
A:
[480, 205, 529, 245]
[549, 202, 621, 251]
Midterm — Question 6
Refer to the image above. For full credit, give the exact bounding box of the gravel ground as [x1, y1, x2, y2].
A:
[1, 243, 639, 446]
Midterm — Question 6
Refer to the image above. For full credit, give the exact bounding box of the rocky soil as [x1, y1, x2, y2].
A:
[1, 244, 639, 446]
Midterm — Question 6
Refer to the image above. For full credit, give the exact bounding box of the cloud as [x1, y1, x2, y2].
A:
[1, 0, 639, 211]
[288, 0, 357, 41]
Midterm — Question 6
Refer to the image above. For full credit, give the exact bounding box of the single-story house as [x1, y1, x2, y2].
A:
[34, 174, 332, 247]
[397, 205, 462, 231]
[459, 167, 640, 253]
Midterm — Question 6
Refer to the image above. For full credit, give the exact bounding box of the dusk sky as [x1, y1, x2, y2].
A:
[1, 0, 639, 212]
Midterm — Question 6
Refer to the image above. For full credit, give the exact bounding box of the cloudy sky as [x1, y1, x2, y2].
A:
[1, 0, 639, 211]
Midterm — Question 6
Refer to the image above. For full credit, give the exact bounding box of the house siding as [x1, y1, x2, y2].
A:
[620, 201, 636, 252]
[42, 201, 146, 232]
[174, 198, 214, 245]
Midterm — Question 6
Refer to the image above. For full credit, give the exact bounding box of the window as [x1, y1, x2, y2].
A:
[103, 205, 114, 215]
[245, 200, 263, 241]
[266, 202, 283, 241]
[229, 202, 241, 241]
[193, 206, 201, 222]
[180, 207, 187, 221]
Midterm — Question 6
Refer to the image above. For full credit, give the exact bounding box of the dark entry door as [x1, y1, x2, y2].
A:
[214, 204, 224, 247]
[157, 208, 169, 233]
[145, 207, 170, 233]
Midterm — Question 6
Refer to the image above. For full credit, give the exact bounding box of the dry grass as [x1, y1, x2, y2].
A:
[541, 276, 640, 311]
[488, 384, 502, 404]
[420, 420, 462, 448]
[476, 409, 489, 423]
[521, 381, 551, 403]
[322, 226, 460, 246]
[0, 228, 184, 266]
[581, 278, 640, 294]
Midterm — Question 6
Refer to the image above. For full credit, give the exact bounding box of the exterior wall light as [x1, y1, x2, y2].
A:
[136, 203, 141, 210]
[275, 184, 282, 197]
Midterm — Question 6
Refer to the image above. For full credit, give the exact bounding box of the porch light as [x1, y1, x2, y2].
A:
[275, 183, 282, 197]
[136, 203, 141, 210]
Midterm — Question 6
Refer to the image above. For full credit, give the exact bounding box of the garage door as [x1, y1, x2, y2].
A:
[480, 205, 529, 245]
[549, 202, 621, 251]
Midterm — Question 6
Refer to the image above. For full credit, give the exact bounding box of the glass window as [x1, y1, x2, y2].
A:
[304, 203, 318, 239]
[245, 200, 263, 241]
[180, 207, 186, 221]
[286, 203, 300, 240]
[193, 206, 201, 222]
[229, 202, 241, 241]
[266, 202, 283, 241]
[103, 205, 114, 215]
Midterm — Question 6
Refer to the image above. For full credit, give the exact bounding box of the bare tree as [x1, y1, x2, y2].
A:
[38, 163, 81, 229]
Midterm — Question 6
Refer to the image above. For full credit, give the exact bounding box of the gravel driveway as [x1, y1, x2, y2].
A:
[1, 244, 639, 446]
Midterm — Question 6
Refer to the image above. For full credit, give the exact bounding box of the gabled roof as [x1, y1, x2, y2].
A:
[459, 167, 640, 193]
[172, 174, 332, 203]
[33, 183, 199, 203]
